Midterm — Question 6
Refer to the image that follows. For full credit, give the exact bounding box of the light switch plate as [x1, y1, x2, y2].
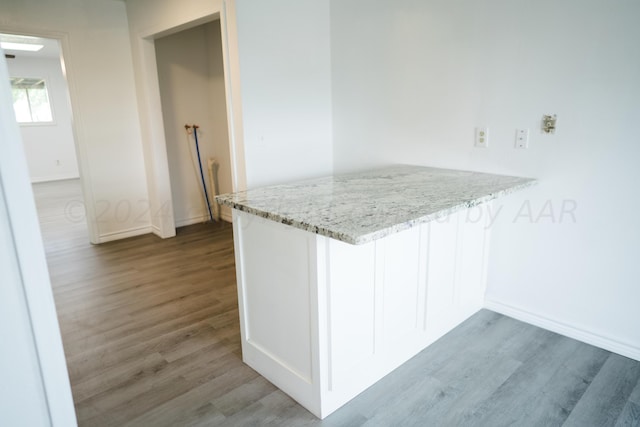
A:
[515, 129, 529, 149]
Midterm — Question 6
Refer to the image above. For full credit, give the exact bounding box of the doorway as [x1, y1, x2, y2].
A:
[1, 33, 89, 247]
[154, 20, 233, 228]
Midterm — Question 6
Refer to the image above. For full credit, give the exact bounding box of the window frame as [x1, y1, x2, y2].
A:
[10, 75, 56, 127]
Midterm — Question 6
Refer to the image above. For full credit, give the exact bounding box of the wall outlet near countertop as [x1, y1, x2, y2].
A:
[475, 127, 489, 148]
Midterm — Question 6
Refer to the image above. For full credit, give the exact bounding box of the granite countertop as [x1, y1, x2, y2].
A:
[215, 165, 536, 245]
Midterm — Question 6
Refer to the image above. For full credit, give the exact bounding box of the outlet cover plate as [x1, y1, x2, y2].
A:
[515, 129, 529, 149]
[475, 127, 489, 148]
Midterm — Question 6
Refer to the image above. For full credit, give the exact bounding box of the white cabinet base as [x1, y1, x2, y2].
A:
[232, 206, 491, 418]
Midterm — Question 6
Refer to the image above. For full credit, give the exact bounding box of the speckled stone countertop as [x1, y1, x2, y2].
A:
[215, 165, 536, 245]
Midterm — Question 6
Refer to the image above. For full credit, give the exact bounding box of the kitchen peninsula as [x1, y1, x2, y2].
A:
[216, 165, 536, 418]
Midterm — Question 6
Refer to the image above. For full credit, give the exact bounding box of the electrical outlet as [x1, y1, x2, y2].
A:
[475, 127, 489, 148]
[515, 129, 529, 149]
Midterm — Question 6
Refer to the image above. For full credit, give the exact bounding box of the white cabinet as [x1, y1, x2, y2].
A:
[232, 204, 491, 418]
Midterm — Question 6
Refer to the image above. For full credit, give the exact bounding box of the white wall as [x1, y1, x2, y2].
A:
[235, 0, 333, 187]
[155, 21, 232, 225]
[330, 0, 640, 358]
[1, 0, 151, 243]
[0, 151, 51, 427]
[7, 56, 79, 183]
[1, 49, 76, 427]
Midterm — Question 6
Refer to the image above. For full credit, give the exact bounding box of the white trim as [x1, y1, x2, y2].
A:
[221, 210, 233, 223]
[97, 225, 152, 243]
[17, 121, 57, 127]
[484, 299, 640, 362]
[30, 173, 80, 183]
[175, 215, 208, 228]
[56, 34, 99, 244]
[173, 208, 233, 227]
[219, 0, 247, 192]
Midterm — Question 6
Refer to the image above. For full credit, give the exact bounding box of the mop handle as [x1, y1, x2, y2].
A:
[191, 125, 214, 222]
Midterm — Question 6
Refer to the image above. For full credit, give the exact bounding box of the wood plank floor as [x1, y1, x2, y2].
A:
[35, 179, 640, 426]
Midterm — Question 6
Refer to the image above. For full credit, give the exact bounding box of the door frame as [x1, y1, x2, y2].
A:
[0, 26, 100, 244]
[132, 0, 247, 239]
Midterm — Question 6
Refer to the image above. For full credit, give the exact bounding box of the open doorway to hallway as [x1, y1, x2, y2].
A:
[1, 32, 89, 246]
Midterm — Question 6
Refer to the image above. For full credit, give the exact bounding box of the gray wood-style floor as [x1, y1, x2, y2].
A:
[35, 179, 640, 426]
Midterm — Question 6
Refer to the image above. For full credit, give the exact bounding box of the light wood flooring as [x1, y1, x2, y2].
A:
[34, 179, 640, 426]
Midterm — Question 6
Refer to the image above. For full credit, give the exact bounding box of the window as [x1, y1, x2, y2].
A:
[10, 77, 53, 123]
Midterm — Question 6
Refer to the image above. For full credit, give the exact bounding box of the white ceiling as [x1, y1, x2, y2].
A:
[1, 33, 61, 60]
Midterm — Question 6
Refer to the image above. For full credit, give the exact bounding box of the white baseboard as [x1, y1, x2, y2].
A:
[97, 225, 152, 243]
[221, 211, 232, 223]
[176, 211, 233, 227]
[31, 173, 80, 183]
[175, 215, 208, 228]
[151, 224, 163, 238]
[484, 299, 640, 362]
